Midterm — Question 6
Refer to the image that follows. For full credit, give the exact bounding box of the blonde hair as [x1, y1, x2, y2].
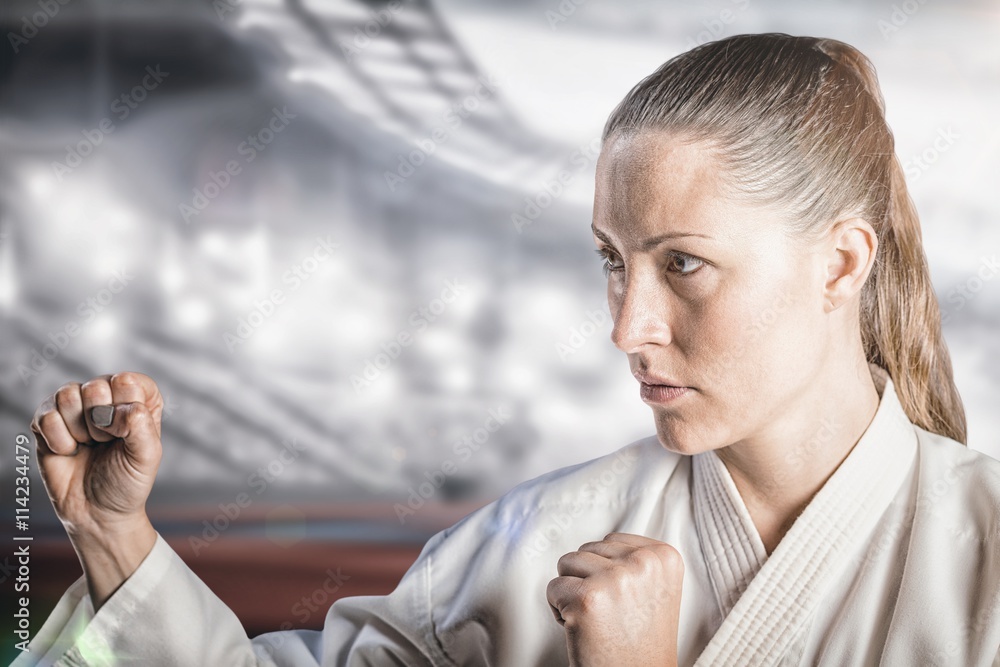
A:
[602, 33, 966, 444]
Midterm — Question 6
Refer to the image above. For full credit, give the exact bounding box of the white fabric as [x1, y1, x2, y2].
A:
[14, 366, 1000, 666]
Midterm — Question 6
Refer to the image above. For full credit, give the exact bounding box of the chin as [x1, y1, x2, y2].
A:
[651, 410, 722, 457]
[653, 426, 710, 456]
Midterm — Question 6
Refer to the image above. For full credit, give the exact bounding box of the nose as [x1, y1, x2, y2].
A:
[609, 273, 673, 353]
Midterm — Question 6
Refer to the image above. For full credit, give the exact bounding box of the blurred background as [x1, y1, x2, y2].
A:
[1, 0, 998, 656]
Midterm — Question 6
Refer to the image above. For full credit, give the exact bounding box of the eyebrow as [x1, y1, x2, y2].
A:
[591, 224, 713, 250]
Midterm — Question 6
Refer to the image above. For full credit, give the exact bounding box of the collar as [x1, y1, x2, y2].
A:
[691, 363, 917, 665]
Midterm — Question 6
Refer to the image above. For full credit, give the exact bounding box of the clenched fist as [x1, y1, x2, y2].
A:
[31, 371, 164, 608]
[547, 533, 684, 667]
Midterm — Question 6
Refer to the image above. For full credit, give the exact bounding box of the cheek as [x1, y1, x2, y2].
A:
[686, 279, 806, 391]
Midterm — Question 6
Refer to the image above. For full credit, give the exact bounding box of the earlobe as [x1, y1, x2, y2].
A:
[823, 218, 878, 312]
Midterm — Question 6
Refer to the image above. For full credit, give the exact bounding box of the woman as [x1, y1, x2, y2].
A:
[20, 33, 1000, 666]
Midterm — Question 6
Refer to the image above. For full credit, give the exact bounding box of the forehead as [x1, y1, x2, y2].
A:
[593, 132, 733, 244]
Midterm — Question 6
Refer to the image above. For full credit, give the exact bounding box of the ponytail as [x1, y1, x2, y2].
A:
[819, 38, 968, 444]
[860, 153, 967, 444]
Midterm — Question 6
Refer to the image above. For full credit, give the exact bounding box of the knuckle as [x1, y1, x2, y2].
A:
[628, 547, 658, 570]
[545, 577, 560, 601]
[656, 543, 684, 568]
[110, 371, 139, 392]
[577, 583, 603, 614]
[80, 378, 110, 398]
[54, 384, 80, 410]
[652, 544, 685, 577]
[128, 404, 150, 425]
[556, 551, 575, 571]
[38, 409, 63, 433]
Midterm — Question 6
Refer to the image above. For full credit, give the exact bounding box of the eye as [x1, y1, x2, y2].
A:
[666, 252, 704, 276]
[595, 248, 624, 276]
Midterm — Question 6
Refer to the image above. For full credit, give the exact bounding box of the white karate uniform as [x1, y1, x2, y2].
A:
[15, 366, 1000, 666]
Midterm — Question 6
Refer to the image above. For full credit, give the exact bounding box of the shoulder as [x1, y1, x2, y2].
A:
[914, 427, 1000, 503]
[912, 427, 1000, 549]
[426, 434, 687, 557]
[893, 429, 1000, 653]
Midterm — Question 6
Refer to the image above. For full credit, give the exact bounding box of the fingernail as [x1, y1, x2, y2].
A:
[91, 405, 114, 428]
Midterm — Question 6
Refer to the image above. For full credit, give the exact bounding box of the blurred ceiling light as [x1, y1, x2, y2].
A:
[25, 167, 54, 199]
[88, 315, 119, 340]
[421, 327, 464, 357]
[199, 231, 229, 258]
[502, 362, 537, 392]
[287, 67, 309, 83]
[176, 297, 213, 329]
[334, 310, 378, 345]
[105, 205, 136, 231]
[160, 264, 185, 293]
[247, 322, 285, 355]
[225, 286, 256, 309]
[244, 228, 268, 257]
[91, 244, 131, 277]
[440, 364, 474, 392]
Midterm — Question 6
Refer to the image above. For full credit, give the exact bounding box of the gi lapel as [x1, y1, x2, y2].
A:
[692, 446, 770, 620]
[691, 366, 918, 666]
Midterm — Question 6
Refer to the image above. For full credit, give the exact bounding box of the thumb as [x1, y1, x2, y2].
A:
[89, 402, 161, 467]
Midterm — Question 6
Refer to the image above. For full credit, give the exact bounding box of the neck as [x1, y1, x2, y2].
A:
[714, 357, 881, 555]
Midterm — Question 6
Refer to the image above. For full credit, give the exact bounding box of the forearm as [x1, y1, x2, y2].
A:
[68, 515, 158, 611]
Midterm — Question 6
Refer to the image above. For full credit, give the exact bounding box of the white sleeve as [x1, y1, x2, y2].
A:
[11, 532, 451, 667]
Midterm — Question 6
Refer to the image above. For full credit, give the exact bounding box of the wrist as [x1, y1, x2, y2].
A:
[66, 511, 153, 544]
[67, 515, 157, 611]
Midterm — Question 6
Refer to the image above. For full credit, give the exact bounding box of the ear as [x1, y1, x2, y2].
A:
[822, 217, 878, 313]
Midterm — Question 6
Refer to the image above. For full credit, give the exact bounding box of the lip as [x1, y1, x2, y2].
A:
[633, 370, 692, 405]
[639, 384, 691, 404]
[632, 369, 686, 387]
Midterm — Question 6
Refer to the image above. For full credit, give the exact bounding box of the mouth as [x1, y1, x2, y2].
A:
[633, 370, 693, 405]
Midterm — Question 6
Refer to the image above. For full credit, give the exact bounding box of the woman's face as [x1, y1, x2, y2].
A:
[593, 131, 831, 455]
